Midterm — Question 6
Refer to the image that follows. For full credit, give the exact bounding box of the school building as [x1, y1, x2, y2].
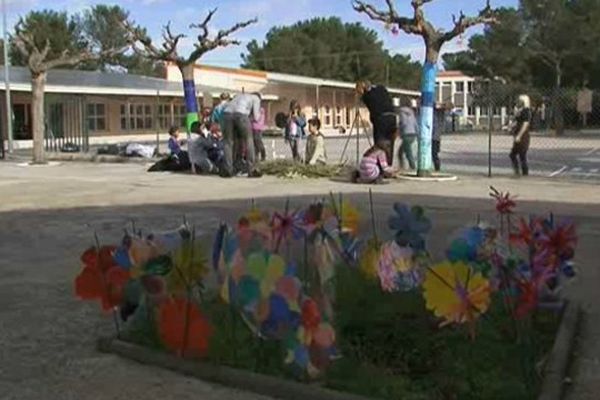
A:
[436, 70, 509, 129]
[0, 64, 420, 149]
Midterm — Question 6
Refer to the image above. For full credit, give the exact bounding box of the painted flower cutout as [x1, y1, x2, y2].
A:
[271, 201, 305, 252]
[158, 297, 213, 358]
[377, 241, 422, 292]
[359, 239, 382, 279]
[75, 246, 131, 311]
[388, 203, 432, 251]
[490, 186, 517, 215]
[167, 239, 208, 294]
[423, 261, 491, 332]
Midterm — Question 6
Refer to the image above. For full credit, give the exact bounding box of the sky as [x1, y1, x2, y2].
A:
[3, 0, 518, 67]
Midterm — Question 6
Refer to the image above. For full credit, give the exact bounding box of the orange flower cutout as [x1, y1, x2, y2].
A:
[159, 298, 213, 358]
[75, 246, 130, 311]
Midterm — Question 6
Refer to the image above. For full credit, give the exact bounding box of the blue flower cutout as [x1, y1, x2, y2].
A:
[388, 203, 432, 251]
[447, 226, 485, 263]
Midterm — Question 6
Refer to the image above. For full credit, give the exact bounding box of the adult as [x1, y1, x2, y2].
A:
[355, 80, 397, 165]
[510, 94, 532, 176]
[221, 92, 263, 178]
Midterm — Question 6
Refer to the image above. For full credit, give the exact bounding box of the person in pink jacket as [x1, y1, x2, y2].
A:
[252, 107, 267, 162]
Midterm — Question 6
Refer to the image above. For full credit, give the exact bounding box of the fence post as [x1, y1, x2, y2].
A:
[487, 81, 493, 178]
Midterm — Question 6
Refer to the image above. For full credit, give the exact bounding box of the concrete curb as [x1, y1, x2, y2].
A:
[46, 152, 157, 164]
[395, 173, 458, 182]
[97, 338, 375, 400]
[538, 299, 581, 400]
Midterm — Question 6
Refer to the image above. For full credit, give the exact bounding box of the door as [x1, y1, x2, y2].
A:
[13, 103, 32, 140]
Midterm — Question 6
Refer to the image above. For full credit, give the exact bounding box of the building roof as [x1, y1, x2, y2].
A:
[194, 64, 421, 97]
[438, 70, 470, 78]
[0, 66, 277, 99]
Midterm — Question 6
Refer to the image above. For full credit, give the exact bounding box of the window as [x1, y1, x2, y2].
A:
[346, 107, 352, 126]
[493, 107, 502, 116]
[120, 103, 153, 131]
[157, 104, 171, 130]
[86, 103, 106, 131]
[480, 107, 489, 116]
[336, 106, 342, 126]
[443, 82, 452, 87]
[467, 82, 474, 93]
[455, 82, 464, 93]
[468, 106, 476, 117]
[324, 105, 332, 127]
[174, 104, 187, 128]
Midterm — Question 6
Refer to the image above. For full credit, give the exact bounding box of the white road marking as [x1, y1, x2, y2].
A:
[572, 167, 583, 172]
[584, 147, 598, 156]
[591, 169, 599, 173]
[549, 166, 568, 177]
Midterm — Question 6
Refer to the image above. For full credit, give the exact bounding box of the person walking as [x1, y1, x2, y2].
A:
[510, 94, 532, 176]
[355, 80, 397, 165]
[252, 106, 267, 162]
[285, 100, 306, 162]
[398, 98, 419, 171]
[221, 92, 263, 178]
[432, 102, 447, 172]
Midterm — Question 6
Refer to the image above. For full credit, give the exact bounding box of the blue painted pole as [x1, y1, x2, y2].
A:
[418, 61, 437, 176]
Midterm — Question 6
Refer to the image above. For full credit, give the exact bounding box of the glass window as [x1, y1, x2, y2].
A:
[480, 107, 489, 116]
[468, 106, 476, 116]
[467, 82, 474, 93]
[86, 103, 107, 132]
[455, 82, 464, 93]
[324, 105, 332, 127]
[121, 103, 154, 130]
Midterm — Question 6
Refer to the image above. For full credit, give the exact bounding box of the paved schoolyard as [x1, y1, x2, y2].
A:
[0, 161, 599, 400]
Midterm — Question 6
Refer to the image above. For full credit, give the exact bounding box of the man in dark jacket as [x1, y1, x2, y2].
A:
[356, 80, 397, 164]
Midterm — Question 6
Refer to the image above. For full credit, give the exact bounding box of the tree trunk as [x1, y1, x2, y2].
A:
[31, 71, 47, 164]
[417, 41, 440, 177]
[553, 62, 564, 136]
[180, 64, 199, 134]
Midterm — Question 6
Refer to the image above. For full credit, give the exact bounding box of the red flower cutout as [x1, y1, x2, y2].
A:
[490, 186, 517, 215]
[159, 298, 213, 358]
[540, 221, 577, 261]
[75, 246, 130, 311]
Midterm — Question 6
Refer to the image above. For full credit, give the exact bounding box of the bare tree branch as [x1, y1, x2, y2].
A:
[189, 8, 217, 42]
[187, 13, 257, 64]
[352, 0, 420, 34]
[439, 0, 496, 43]
[354, 0, 497, 56]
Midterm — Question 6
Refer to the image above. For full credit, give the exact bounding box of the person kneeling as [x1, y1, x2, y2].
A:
[353, 144, 395, 184]
[189, 122, 220, 175]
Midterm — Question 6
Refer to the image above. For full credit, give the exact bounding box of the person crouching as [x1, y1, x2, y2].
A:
[353, 143, 395, 184]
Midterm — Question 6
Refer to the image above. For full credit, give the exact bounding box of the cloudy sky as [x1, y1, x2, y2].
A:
[3, 0, 517, 67]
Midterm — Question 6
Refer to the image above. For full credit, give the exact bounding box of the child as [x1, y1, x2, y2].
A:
[285, 100, 306, 162]
[432, 103, 446, 172]
[305, 117, 327, 165]
[167, 126, 190, 170]
[353, 144, 395, 184]
[252, 106, 267, 162]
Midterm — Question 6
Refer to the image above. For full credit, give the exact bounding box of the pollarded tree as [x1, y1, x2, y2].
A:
[13, 10, 130, 163]
[353, 0, 496, 176]
[124, 9, 257, 133]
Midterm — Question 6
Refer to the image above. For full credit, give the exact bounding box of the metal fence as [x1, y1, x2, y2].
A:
[435, 85, 600, 181]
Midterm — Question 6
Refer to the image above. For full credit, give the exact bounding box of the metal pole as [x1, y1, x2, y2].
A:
[487, 80, 492, 178]
[155, 89, 160, 154]
[3, 0, 13, 153]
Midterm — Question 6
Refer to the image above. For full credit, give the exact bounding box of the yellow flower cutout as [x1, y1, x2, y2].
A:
[423, 261, 491, 327]
[167, 239, 208, 294]
[359, 239, 381, 279]
[339, 201, 360, 236]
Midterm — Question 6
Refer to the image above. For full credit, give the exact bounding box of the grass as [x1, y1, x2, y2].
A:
[260, 159, 347, 179]
[124, 265, 559, 400]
